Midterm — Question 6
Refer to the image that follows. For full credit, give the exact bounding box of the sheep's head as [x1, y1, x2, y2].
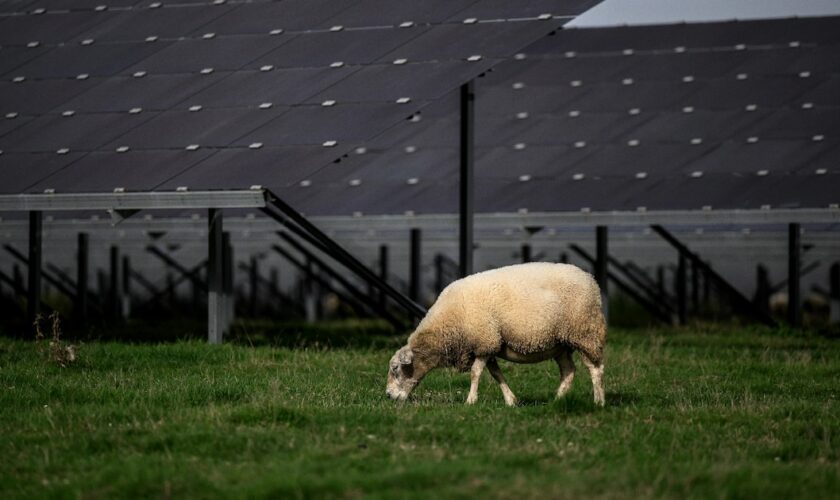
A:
[386, 345, 419, 401]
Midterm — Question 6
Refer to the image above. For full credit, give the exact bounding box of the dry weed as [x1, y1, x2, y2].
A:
[34, 312, 78, 367]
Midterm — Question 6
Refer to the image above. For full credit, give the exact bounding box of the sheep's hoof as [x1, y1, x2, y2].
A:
[466, 395, 478, 405]
[504, 397, 518, 407]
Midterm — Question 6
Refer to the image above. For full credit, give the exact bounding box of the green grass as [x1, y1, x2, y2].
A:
[1, 324, 839, 499]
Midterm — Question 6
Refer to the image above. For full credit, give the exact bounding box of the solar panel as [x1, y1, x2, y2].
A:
[183, 67, 353, 108]
[330, 16, 840, 214]
[156, 147, 347, 191]
[14, 41, 166, 78]
[0, 78, 97, 114]
[0, 45, 50, 77]
[753, 108, 840, 140]
[475, 145, 587, 178]
[236, 102, 414, 146]
[0, 2, 38, 14]
[105, 107, 282, 149]
[2, 4, 836, 220]
[28, 149, 216, 193]
[193, 0, 361, 35]
[627, 109, 766, 142]
[315, 0, 473, 28]
[304, 60, 496, 103]
[123, 37, 290, 74]
[253, 29, 425, 69]
[0, 112, 153, 152]
[61, 73, 224, 112]
[0, 151, 84, 194]
[0, 10, 113, 45]
[377, 21, 563, 62]
[448, 0, 596, 20]
[78, 5, 236, 42]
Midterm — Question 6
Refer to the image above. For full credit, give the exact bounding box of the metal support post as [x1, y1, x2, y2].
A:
[207, 208, 223, 344]
[459, 80, 475, 278]
[97, 271, 107, 310]
[595, 225, 608, 318]
[13, 264, 24, 296]
[559, 252, 568, 264]
[677, 253, 687, 325]
[77, 233, 88, 327]
[410, 228, 421, 302]
[830, 263, 840, 324]
[249, 256, 258, 317]
[657, 265, 665, 297]
[434, 255, 444, 295]
[27, 211, 42, 333]
[379, 244, 388, 308]
[109, 246, 121, 321]
[223, 232, 234, 331]
[754, 264, 771, 315]
[303, 258, 316, 323]
[521, 244, 532, 263]
[691, 258, 699, 313]
[788, 223, 801, 327]
[270, 267, 279, 296]
[121, 255, 131, 319]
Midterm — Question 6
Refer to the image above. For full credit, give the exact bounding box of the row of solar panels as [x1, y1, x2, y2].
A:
[0, 2, 837, 216]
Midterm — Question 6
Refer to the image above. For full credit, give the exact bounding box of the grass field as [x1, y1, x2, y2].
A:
[1, 323, 839, 498]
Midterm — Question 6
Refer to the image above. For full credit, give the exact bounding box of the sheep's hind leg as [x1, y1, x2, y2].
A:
[554, 348, 576, 399]
[580, 354, 605, 407]
[487, 357, 518, 407]
[466, 356, 487, 405]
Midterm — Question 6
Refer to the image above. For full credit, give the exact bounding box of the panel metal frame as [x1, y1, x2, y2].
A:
[0, 190, 267, 212]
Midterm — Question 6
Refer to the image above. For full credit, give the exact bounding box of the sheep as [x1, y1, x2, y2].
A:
[386, 262, 607, 407]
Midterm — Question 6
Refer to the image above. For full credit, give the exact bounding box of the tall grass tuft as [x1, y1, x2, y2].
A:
[34, 311, 78, 368]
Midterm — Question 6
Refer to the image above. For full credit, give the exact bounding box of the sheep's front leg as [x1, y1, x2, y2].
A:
[466, 356, 487, 404]
[487, 358, 518, 407]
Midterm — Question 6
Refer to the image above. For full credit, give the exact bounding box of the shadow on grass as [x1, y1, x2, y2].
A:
[517, 390, 641, 414]
[41, 318, 406, 348]
[228, 320, 404, 350]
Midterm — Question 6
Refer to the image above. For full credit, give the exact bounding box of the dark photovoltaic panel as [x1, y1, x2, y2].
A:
[1, 112, 154, 151]
[3, 4, 837, 218]
[0, 152, 84, 194]
[278, 16, 838, 216]
[184, 67, 353, 108]
[61, 73, 225, 112]
[15, 42, 167, 78]
[0, 0, 598, 196]
[0, 78, 98, 114]
[28, 149, 217, 193]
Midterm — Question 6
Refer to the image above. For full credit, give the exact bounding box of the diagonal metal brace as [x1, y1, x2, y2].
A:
[651, 225, 776, 326]
[261, 189, 426, 320]
[145, 246, 207, 293]
[569, 244, 673, 324]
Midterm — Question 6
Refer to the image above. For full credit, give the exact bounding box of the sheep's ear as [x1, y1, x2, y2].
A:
[398, 347, 414, 365]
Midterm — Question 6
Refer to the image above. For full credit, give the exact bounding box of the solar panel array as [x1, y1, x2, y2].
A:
[0, 0, 598, 201]
[1, 4, 838, 218]
[271, 16, 840, 216]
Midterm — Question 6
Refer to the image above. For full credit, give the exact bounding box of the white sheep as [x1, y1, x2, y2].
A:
[386, 262, 607, 406]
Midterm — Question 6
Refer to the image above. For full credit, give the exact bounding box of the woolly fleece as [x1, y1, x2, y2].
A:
[408, 262, 606, 372]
